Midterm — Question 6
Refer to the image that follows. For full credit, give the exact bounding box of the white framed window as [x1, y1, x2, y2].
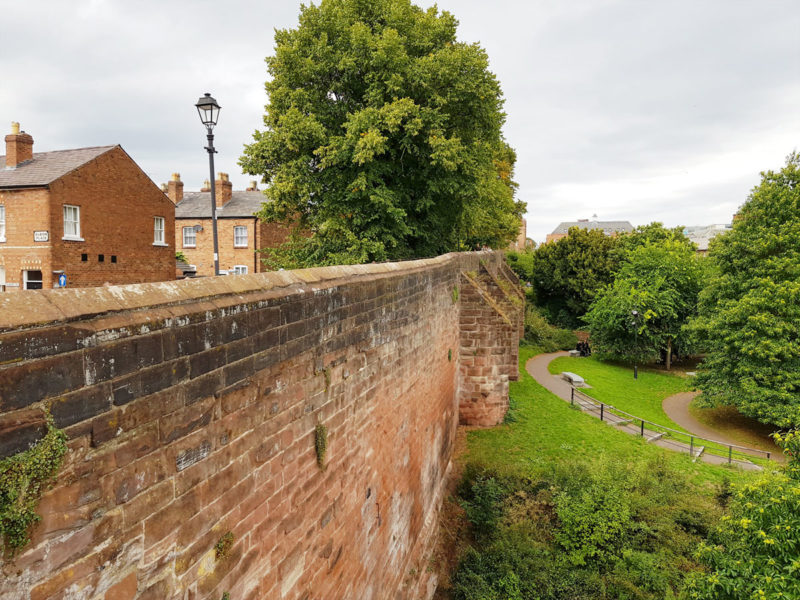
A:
[153, 216, 165, 245]
[24, 270, 43, 290]
[0, 266, 5, 291]
[0, 205, 5, 241]
[63, 205, 81, 240]
[232, 265, 248, 275]
[234, 225, 248, 248]
[182, 226, 196, 247]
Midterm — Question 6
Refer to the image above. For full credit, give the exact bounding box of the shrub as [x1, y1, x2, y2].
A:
[524, 306, 577, 351]
[554, 472, 633, 567]
[459, 472, 506, 542]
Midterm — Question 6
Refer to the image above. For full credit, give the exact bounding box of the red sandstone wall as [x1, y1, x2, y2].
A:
[0, 252, 521, 600]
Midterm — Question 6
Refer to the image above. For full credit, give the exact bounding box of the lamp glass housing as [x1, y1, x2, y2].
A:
[196, 93, 221, 129]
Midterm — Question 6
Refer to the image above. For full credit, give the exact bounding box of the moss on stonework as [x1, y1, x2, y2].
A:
[451, 286, 459, 303]
[0, 408, 67, 557]
[315, 423, 328, 470]
[214, 531, 235, 561]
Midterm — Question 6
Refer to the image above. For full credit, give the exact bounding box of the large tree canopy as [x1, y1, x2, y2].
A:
[240, 0, 522, 267]
[691, 153, 800, 427]
[585, 240, 704, 368]
[529, 227, 620, 327]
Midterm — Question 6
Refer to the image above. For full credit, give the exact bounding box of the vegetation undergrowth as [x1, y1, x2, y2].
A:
[442, 346, 762, 599]
[523, 306, 577, 352]
[0, 410, 67, 557]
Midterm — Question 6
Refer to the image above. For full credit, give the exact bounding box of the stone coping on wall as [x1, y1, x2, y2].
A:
[0, 251, 496, 332]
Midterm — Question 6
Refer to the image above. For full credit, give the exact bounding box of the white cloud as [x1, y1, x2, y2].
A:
[1, 0, 798, 244]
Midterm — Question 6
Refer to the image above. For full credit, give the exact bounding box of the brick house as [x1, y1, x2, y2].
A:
[169, 173, 290, 276]
[0, 123, 175, 290]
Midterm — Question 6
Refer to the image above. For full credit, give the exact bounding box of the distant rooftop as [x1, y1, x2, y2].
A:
[0, 146, 116, 188]
[175, 191, 266, 219]
[550, 219, 634, 236]
[683, 224, 732, 251]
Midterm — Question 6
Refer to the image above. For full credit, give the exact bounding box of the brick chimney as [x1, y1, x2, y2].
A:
[201, 179, 211, 192]
[5, 122, 34, 168]
[216, 172, 233, 207]
[246, 180, 259, 192]
[167, 172, 184, 204]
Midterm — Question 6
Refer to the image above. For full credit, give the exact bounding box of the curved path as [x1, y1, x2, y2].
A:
[663, 391, 783, 463]
[525, 352, 763, 471]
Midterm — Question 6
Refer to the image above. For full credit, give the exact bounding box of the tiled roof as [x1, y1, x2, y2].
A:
[0, 146, 117, 188]
[551, 220, 634, 235]
[175, 191, 266, 219]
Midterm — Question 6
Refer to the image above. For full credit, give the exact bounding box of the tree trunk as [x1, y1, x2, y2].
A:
[666, 337, 672, 371]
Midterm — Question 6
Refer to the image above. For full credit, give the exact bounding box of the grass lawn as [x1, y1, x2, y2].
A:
[547, 355, 690, 431]
[465, 346, 760, 488]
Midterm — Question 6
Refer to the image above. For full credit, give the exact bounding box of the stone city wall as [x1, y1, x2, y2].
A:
[0, 251, 522, 600]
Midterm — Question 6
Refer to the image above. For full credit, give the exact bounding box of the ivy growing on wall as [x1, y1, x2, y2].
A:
[0, 409, 68, 557]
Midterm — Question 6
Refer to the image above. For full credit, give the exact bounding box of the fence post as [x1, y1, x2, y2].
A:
[728, 446, 732, 464]
[600, 403, 604, 421]
[640, 420, 644, 437]
[767, 452, 771, 461]
[571, 387, 574, 405]
[690, 436, 694, 456]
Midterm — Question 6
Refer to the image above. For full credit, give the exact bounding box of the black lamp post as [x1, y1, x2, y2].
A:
[195, 92, 221, 276]
[631, 309, 640, 380]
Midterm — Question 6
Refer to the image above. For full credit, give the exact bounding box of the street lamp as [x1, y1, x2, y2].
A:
[195, 92, 221, 276]
[631, 309, 640, 380]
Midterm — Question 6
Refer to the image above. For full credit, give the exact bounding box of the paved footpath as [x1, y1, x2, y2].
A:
[525, 352, 763, 471]
[663, 391, 783, 463]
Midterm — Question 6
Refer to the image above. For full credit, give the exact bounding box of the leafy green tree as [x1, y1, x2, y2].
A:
[240, 0, 522, 268]
[691, 153, 800, 427]
[505, 248, 535, 284]
[529, 227, 620, 327]
[614, 222, 697, 262]
[585, 240, 704, 368]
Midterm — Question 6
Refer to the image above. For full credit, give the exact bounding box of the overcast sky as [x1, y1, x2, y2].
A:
[2, 0, 798, 243]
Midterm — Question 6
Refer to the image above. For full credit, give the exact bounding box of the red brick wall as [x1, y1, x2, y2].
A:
[176, 218, 292, 276]
[0, 187, 53, 289]
[48, 147, 175, 287]
[0, 252, 521, 599]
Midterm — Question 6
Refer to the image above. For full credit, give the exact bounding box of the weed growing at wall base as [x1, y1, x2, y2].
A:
[0, 409, 67, 557]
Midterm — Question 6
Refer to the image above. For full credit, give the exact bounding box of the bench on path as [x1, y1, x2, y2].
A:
[561, 372, 586, 387]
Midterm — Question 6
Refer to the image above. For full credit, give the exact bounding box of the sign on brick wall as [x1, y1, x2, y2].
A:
[33, 230, 49, 242]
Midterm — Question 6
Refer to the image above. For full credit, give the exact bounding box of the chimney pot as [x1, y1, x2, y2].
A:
[5, 123, 34, 168]
[171, 172, 181, 181]
[201, 179, 211, 192]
